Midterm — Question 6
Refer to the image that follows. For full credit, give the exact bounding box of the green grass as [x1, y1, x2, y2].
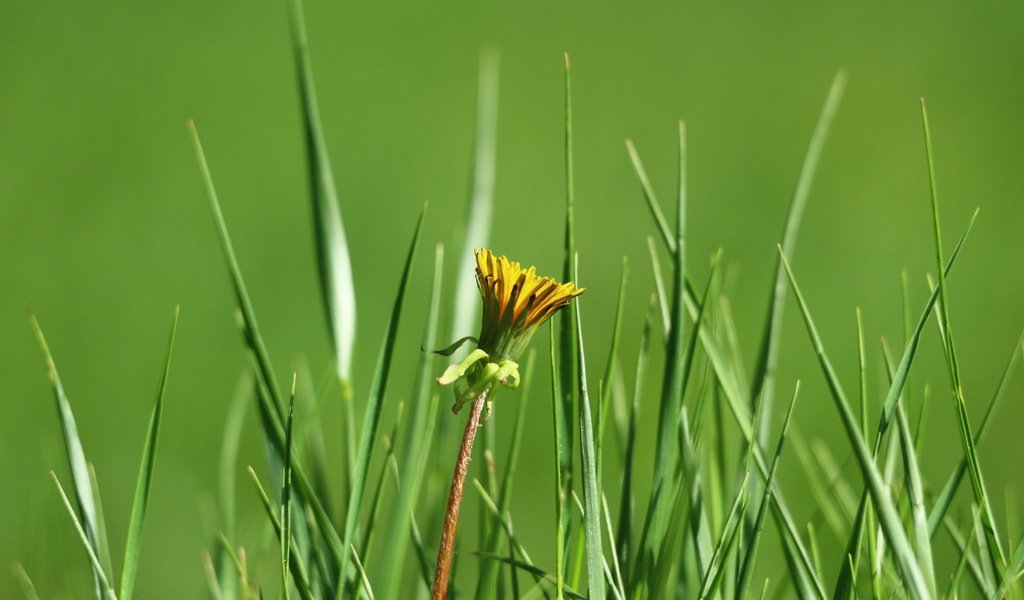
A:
[20, 8, 1024, 600]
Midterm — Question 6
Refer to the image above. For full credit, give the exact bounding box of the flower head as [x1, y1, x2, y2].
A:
[436, 248, 584, 413]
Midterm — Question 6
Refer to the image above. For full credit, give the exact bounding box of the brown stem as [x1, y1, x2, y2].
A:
[431, 388, 489, 600]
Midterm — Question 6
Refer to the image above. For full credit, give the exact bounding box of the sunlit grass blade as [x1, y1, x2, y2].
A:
[119, 306, 179, 600]
[920, 99, 1005, 575]
[928, 325, 1024, 537]
[247, 467, 314, 600]
[380, 243, 445, 599]
[286, 0, 357, 384]
[597, 257, 628, 481]
[572, 277, 606, 600]
[338, 205, 427, 594]
[30, 314, 107, 598]
[750, 71, 846, 442]
[12, 562, 40, 600]
[779, 249, 930, 599]
[50, 472, 117, 599]
[476, 349, 537, 599]
[549, 325, 567, 599]
[450, 49, 499, 350]
[350, 544, 375, 600]
[189, 121, 345, 571]
[736, 383, 798, 600]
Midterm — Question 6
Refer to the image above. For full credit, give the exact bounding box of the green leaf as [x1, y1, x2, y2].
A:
[338, 204, 427, 593]
[11, 563, 40, 600]
[548, 325, 567, 599]
[246, 467, 315, 600]
[286, 0, 356, 383]
[779, 248, 931, 599]
[120, 306, 179, 600]
[471, 553, 587, 600]
[30, 314, 108, 599]
[50, 473, 117, 599]
[597, 257, 628, 483]
[279, 376, 297, 600]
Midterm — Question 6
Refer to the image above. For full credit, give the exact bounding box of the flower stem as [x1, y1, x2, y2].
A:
[431, 387, 489, 600]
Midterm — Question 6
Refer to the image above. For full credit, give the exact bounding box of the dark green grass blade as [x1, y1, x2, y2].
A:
[338, 205, 427, 593]
[11, 563, 40, 600]
[286, 0, 356, 383]
[557, 54, 579, 547]
[920, 99, 1005, 574]
[50, 473, 117, 599]
[928, 326, 1024, 537]
[597, 257, 628, 482]
[476, 349, 537, 599]
[247, 467, 315, 600]
[190, 122, 345, 570]
[120, 306, 179, 600]
[473, 554, 586, 600]
[280, 376, 297, 600]
[573, 287, 606, 599]
[750, 71, 846, 443]
[450, 49, 499, 347]
[779, 249, 930, 599]
[548, 325, 567, 598]
[832, 210, 977, 599]
[946, 513, 982, 598]
[379, 243, 445, 599]
[736, 384, 799, 599]
[30, 315, 107, 599]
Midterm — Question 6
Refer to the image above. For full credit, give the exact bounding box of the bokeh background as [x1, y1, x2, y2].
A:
[2, 1, 1023, 597]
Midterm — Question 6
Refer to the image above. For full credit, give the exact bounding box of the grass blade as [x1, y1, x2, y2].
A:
[573, 274, 606, 599]
[779, 248, 930, 599]
[247, 467, 315, 600]
[87, 464, 114, 582]
[920, 98, 1005, 574]
[338, 205, 427, 594]
[597, 257, 628, 483]
[11, 563, 40, 600]
[697, 474, 750, 600]
[450, 49, 499, 350]
[51, 472, 117, 599]
[30, 314, 107, 599]
[625, 140, 674, 252]
[750, 71, 846, 443]
[549, 325, 567, 599]
[280, 376, 298, 600]
[286, 0, 357, 383]
[119, 306, 179, 600]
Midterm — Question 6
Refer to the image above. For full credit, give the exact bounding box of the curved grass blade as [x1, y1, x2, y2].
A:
[286, 0, 357, 383]
[119, 306, 179, 600]
[379, 243, 445, 599]
[450, 49, 499, 350]
[779, 249, 930, 599]
[51, 472, 117, 599]
[12, 563, 40, 600]
[30, 314, 107, 599]
[338, 205, 427, 594]
[921, 99, 1005, 575]
[750, 71, 847, 442]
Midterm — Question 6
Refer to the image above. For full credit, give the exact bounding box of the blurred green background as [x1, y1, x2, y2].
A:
[2, 1, 1023, 597]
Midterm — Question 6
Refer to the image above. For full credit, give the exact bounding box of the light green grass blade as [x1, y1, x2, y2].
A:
[356, 410, 402, 592]
[189, 121, 345, 571]
[50, 473, 117, 599]
[697, 473, 750, 600]
[573, 282, 607, 600]
[87, 464, 114, 583]
[549, 325, 567, 599]
[350, 545, 375, 600]
[379, 243, 445, 599]
[12, 563, 40, 600]
[338, 205, 427, 594]
[597, 257, 628, 483]
[30, 314, 107, 599]
[946, 513, 981, 598]
[736, 384, 799, 599]
[246, 467, 314, 600]
[286, 0, 356, 383]
[920, 99, 1005, 575]
[557, 54, 579, 546]
[473, 553, 587, 600]
[119, 307, 179, 600]
[928, 326, 1024, 537]
[646, 237, 671, 337]
[779, 249, 930, 599]
[476, 349, 537, 599]
[280, 376, 297, 600]
[602, 493, 627, 598]
[625, 139, 673, 252]
[450, 49, 499, 349]
[750, 71, 846, 443]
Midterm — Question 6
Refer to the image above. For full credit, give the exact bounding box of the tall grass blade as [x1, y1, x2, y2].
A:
[779, 249, 930, 599]
[30, 314, 107, 599]
[280, 376, 298, 600]
[549, 325, 567, 599]
[920, 99, 1005, 575]
[379, 243, 445, 599]
[286, 0, 357, 383]
[50, 472, 117, 599]
[750, 71, 846, 442]
[11, 563, 40, 600]
[338, 205, 427, 594]
[697, 474, 750, 600]
[450, 49, 499, 350]
[246, 467, 315, 600]
[119, 306, 179, 600]
[597, 257, 628, 482]
[625, 140, 674, 252]
[87, 465, 114, 583]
